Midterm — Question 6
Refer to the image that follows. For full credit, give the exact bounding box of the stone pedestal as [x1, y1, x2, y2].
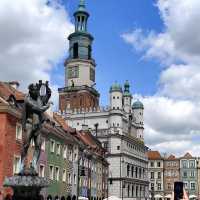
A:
[3, 169, 49, 200]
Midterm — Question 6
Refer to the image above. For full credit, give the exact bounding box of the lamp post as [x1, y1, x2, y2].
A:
[77, 149, 87, 200]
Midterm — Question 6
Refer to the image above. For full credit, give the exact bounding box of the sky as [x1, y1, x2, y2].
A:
[1, 0, 200, 157]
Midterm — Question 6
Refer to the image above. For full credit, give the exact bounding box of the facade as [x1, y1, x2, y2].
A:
[58, 1, 149, 200]
[180, 153, 198, 199]
[0, 82, 24, 199]
[0, 81, 108, 200]
[163, 155, 180, 199]
[147, 151, 164, 200]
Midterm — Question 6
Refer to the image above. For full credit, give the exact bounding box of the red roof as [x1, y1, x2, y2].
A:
[182, 152, 193, 159]
[147, 151, 162, 160]
[0, 82, 24, 101]
[166, 154, 177, 160]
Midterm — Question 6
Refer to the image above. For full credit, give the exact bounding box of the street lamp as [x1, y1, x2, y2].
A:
[77, 149, 88, 200]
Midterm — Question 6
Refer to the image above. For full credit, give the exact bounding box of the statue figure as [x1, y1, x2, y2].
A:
[20, 80, 52, 173]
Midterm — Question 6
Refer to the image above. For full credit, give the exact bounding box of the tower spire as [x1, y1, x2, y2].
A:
[79, 0, 85, 7]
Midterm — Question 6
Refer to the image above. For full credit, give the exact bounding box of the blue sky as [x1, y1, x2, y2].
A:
[2, 0, 200, 155]
[51, 0, 163, 105]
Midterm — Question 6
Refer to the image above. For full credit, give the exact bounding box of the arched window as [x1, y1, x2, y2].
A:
[127, 164, 130, 177]
[47, 195, 53, 200]
[131, 166, 134, 177]
[135, 167, 138, 178]
[88, 45, 92, 59]
[73, 43, 78, 59]
[139, 168, 142, 178]
[128, 184, 130, 197]
[132, 185, 134, 197]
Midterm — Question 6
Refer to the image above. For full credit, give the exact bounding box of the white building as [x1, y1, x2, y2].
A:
[58, 1, 149, 199]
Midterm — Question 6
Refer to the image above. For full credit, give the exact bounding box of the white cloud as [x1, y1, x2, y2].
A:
[0, 0, 74, 93]
[123, 0, 200, 156]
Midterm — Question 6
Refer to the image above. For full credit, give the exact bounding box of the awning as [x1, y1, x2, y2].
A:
[78, 197, 89, 200]
[165, 194, 172, 198]
[189, 195, 197, 199]
[154, 194, 163, 198]
[103, 196, 122, 200]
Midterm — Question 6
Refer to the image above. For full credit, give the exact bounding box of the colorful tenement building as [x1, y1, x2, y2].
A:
[147, 151, 200, 200]
[0, 81, 108, 200]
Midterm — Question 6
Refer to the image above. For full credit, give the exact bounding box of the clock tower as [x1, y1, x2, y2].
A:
[59, 0, 100, 111]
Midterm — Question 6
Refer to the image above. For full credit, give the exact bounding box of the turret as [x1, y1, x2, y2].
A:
[110, 83, 123, 110]
[65, 0, 95, 87]
[123, 80, 132, 113]
[132, 100, 144, 140]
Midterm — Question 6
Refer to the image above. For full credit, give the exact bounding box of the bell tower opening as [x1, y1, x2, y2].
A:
[73, 43, 79, 59]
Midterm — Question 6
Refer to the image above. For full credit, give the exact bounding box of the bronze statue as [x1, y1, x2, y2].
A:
[20, 80, 52, 173]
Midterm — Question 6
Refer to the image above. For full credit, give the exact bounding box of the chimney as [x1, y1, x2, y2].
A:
[9, 81, 19, 89]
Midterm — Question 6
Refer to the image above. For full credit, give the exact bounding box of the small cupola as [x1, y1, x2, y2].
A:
[110, 83, 122, 93]
[123, 80, 131, 97]
[74, 0, 89, 32]
[132, 100, 144, 110]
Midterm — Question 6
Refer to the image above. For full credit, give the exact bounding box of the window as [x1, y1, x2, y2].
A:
[41, 139, 45, 151]
[132, 185, 134, 197]
[183, 171, 187, 178]
[73, 43, 78, 59]
[56, 144, 61, 155]
[191, 171, 195, 177]
[68, 66, 79, 79]
[50, 140, 55, 153]
[151, 183, 154, 190]
[182, 160, 187, 168]
[117, 146, 120, 150]
[158, 183, 161, 190]
[69, 149, 73, 161]
[131, 166, 134, 177]
[136, 186, 138, 197]
[135, 167, 138, 178]
[90, 68, 95, 82]
[184, 182, 188, 189]
[190, 160, 195, 168]
[55, 167, 60, 181]
[74, 174, 77, 184]
[13, 156, 21, 174]
[191, 183, 195, 190]
[157, 162, 161, 167]
[127, 184, 130, 197]
[74, 153, 77, 161]
[16, 123, 22, 140]
[117, 96, 119, 99]
[68, 173, 72, 184]
[139, 168, 142, 178]
[158, 172, 161, 179]
[151, 172, 154, 179]
[39, 164, 45, 177]
[63, 169, 66, 182]
[63, 145, 67, 159]
[150, 162, 154, 167]
[49, 165, 54, 180]
[127, 165, 130, 177]
[167, 183, 171, 190]
[88, 45, 92, 59]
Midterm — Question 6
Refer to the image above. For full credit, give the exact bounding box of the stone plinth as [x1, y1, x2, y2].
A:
[3, 174, 49, 200]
